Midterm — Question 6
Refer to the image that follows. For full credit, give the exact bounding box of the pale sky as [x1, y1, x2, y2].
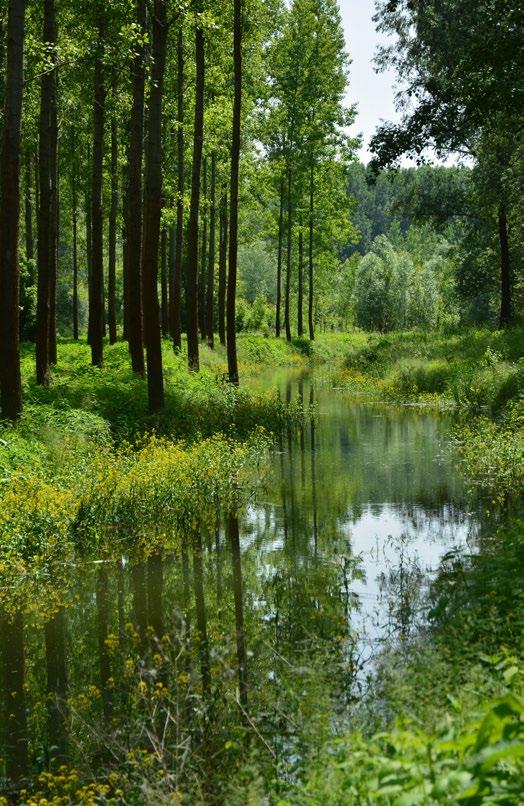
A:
[340, 0, 400, 162]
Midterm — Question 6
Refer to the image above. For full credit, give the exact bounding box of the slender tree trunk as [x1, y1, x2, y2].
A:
[186, 8, 205, 372]
[89, 4, 106, 367]
[227, 513, 248, 710]
[227, 0, 243, 385]
[71, 130, 78, 340]
[308, 164, 314, 340]
[24, 150, 33, 269]
[141, 0, 167, 412]
[160, 226, 168, 336]
[297, 226, 303, 337]
[108, 78, 118, 345]
[172, 25, 184, 351]
[284, 167, 292, 342]
[49, 152, 57, 365]
[275, 176, 284, 337]
[85, 180, 92, 343]
[124, 0, 146, 374]
[35, 0, 57, 387]
[199, 157, 208, 341]
[1, 611, 28, 782]
[206, 152, 216, 348]
[498, 202, 512, 328]
[218, 191, 228, 346]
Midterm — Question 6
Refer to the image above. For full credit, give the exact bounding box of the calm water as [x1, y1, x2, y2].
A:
[0, 370, 480, 792]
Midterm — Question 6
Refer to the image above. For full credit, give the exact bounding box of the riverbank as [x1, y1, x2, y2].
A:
[1, 331, 523, 804]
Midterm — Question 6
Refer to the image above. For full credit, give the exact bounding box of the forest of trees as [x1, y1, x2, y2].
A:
[0, 0, 521, 415]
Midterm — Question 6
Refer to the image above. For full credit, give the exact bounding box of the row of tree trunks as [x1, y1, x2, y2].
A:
[171, 25, 184, 351]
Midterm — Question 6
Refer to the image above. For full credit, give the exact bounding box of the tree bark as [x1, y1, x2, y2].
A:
[275, 176, 284, 337]
[89, 4, 106, 367]
[171, 25, 184, 351]
[206, 152, 216, 348]
[218, 191, 228, 346]
[160, 225, 168, 336]
[284, 167, 292, 342]
[71, 129, 79, 340]
[308, 164, 314, 340]
[227, 0, 243, 385]
[35, 0, 57, 387]
[498, 202, 512, 328]
[108, 78, 118, 345]
[24, 150, 33, 269]
[141, 0, 167, 412]
[297, 226, 303, 336]
[0, 0, 24, 418]
[199, 156, 208, 341]
[124, 0, 146, 374]
[186, 7, 205, 372]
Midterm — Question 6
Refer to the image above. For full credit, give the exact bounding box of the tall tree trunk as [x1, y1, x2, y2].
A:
[186, 7, 205, 372]
[297, 226, 303, 336]
[218, 191, 228, 346]
[498, 202, 512, 328]
[49, 151, 57, 364]
[24, 150, 33, 270]
[284, 167, 292, 342]
[0, 0, 24, 418]
[227, 0, 243, 385]
[275, 176, 284, 337]
[171, 25, 184, 351]
[108, 78, 118, 345]
[35, 0, 57, 387]
[89, 5, 105, 367]
[71, 129, 79, 340]
[85, 179, 92, 343]
[199, 156, 208, 340]
[1, 611, 28, 782]
[160, 225, 168, 336]
[308, 164, 314, 340]
[124, 0, 146, 374]
[206, 152, 216, 348]
[141, 0, 167, 413]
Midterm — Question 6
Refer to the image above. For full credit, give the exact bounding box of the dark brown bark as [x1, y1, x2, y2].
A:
[284, 167, 292, 342]
[498, 203, 512, 328]
[141, 0, 167, 412]
[71, 130, 78, 340]
[24, 150, 33, 270]
[297, 226, 303, 337]
[227, 0, 243, 385]
[206, 152, 216, 348]
[108, 78, 118, 345]
[160, 226, 168, 336]
[227, 514, 248, 710]
[308, 164, 314, 340]
[85, 180, 92, 343]
[171, 25, 184, 351]
[1, 611, 28, 782]
[124, 0, 146, 374]
[35, 0, 57, 387]
[89, 4, 106, 367]
[275, 176, 284, 337]
[218, 191, 228, 346]
[44, 608, 68, 764]
[186, 9, 205, 372]
[199, 157, 208, 341]
[0, 0, 24, 418]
